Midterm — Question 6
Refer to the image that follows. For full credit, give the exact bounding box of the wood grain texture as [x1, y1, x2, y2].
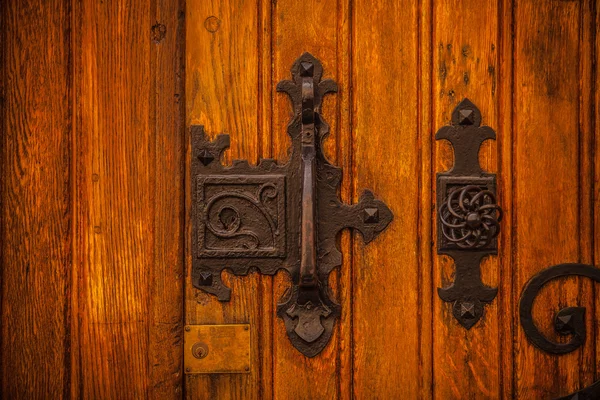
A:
[351, 0, 422, 397]
[185, 1, 272, 399]
[74, 0, 184, 398]
[270, 1, 350, 399]
[498, 0, 515, 398]
[431, 0, 502, 398]
[0, 0, 73, 398]
[419, 0, 434, 397]
[512, 0, 596, 398]
[4, 0, 600, 398]
[75, 0, 152, 396]
[149, 0, 186, 398]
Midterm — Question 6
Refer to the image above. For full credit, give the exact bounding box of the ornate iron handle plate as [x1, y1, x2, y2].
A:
[191, 53, 393, 357]
[435, 99, 503, 329]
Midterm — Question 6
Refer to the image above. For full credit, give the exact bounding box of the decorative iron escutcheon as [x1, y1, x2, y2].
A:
[435, 98, 503, 329]
[519, 263, 600, 400]
[191, 53, 393, 357]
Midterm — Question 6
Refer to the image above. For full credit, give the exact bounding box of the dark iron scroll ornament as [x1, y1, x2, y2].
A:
[191, 53, 393, 357]
[519, 263, 600, 400]
[435, 98, 503, 329]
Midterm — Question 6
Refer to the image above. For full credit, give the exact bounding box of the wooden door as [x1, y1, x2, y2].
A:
[2, 0, 599, 399]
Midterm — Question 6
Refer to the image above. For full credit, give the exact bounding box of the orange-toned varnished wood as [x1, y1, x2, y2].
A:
[73, 0, 185, 398]
[1, 0, 73, 397]
[351, 0, 425, 398]
[512, 0, 596, 398]
[271, 1, 351, 399]
[3, 0, 600, 399]
[432, 0, 502, 398]
[185, 1, 272, 399]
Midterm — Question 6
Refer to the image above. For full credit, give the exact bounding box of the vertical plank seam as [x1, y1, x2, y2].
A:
[497, 1, 503, 397]
[68, 0, 79, 397]
[149, 0, 158, 397]
[179, 2, 187, 398]
[497, 0, 513, 397]
[430, 1, 436, 397]
[592, 0, 598, 385]
[349, 0, 357, 396]
[256, 1, 265, 397]
[577, 0, 585, 389]
[334, 0, 354, 396]
[510, 0, 518, 395]
[335, 0, 342, 395]
[583, 0, 598, 387]
[348, 0, 355, 396]
[428, 0, 434, 396]
[416, 0, 424, 396]
[65, 0, 75, 397]
[270, 0, 277, 396]
[0, 0, 5, 393]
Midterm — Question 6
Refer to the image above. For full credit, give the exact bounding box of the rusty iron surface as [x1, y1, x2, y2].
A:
[190, 53, 393, 357]
[436, 98, 502, 329]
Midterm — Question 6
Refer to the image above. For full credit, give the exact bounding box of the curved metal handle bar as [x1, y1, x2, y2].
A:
[299, 61, 317, 289]
[191, 53, 393, 357]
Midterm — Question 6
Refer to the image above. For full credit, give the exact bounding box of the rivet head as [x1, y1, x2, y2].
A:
[185, 326, 191, 332]
[363, 208, 379, 224]
[198, 149, 215, 166]
[458, 109, 474, 125]
[465, 212, 482, 229]
[299, 61, 314, 77]
[185, 367, 191, 373]
[556, 314, 574, 334]
[198, 271, 213, 286]
[460, 302, 476, 319]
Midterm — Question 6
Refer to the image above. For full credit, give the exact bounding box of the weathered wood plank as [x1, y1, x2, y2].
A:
[149, 1, 186, 398]
[512, 0, 595, 398]
[185, 0, 271, 398]
[0, 0, 73, 397]
[270, 1, 350, 398]
[419, 0, 434, 397]
[74, 0, 184, 397]
[351, 0, 422, 397]
[499, 0, 515, 398]
[431, 0, 502, 398]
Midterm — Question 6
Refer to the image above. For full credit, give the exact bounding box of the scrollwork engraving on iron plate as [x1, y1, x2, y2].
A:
[435, 98, 503, 329]
[191, 53, 393, 357]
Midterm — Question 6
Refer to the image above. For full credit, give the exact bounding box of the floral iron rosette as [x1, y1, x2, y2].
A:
[439, 185, 502, 249]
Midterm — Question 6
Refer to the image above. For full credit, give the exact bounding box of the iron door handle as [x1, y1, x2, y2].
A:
[190, 53, 393, 357]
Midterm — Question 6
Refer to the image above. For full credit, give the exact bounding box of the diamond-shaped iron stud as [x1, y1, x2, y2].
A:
[555, 314, 574, 334]
[460, 302, 476, 319]
[198, 271, 213, 286]
[458, 109, 474, 126]
[299, 61, 314, 77]
[198, 149, 215, 166]
[363, 208, 379, 224]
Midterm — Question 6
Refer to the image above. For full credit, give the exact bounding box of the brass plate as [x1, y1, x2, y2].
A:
[184, 324, 251, 374]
